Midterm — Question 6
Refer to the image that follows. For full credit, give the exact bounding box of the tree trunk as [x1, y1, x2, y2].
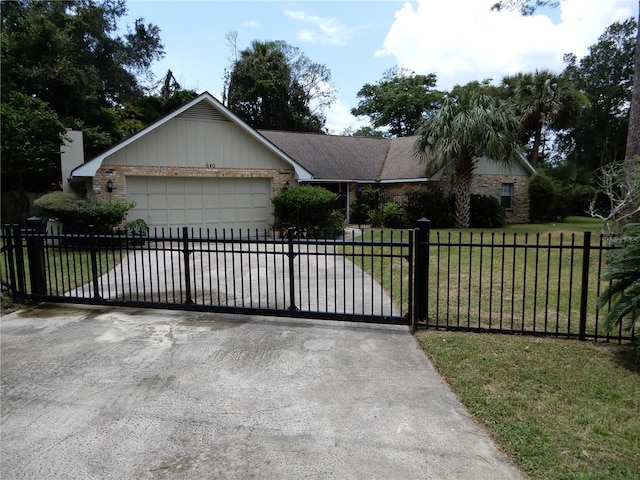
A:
[530, 124, 543, 166]
[454, 162, 474, 228]
[625, 3, 640, 166]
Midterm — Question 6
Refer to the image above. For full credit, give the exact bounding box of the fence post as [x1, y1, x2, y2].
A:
[287, 227, 298, 311]
[182, 227, 193, 304]
[414, 218, 431, 324]
[88, 225, 101, 299]
[3, 225, 18, 297]
[25, 216, 47, 296]
[579, 230, 592, 341]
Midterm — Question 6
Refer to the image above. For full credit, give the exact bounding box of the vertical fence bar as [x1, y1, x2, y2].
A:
[88, 226, 101, 299]
[579, 231, 592, 341]
[287, 227, 297, 311]
[182, 226, 193, 304]
[414, 218, 430, 324]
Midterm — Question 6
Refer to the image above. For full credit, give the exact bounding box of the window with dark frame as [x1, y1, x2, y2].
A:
[501, 183, 514, 209]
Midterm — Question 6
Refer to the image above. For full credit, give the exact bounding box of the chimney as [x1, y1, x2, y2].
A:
[60, 130, 84, 192]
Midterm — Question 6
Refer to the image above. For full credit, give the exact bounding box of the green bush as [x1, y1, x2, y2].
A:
[272, 185, 343, 237]
[33, 192, 133, 234]
[349, 187, 379, 224]
[558, 183, 598, 218]
[33, 192, 85, 223]
[469, 195, 506, 228]
[404, 188, 454, 227]
[375, 202, 408, 229]
[528, 173, 559, 222]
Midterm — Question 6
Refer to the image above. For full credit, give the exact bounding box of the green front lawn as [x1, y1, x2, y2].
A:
[416, 331, 640, 480]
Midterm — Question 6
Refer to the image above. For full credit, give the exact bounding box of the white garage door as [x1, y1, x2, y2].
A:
[127, 177, 272, 232]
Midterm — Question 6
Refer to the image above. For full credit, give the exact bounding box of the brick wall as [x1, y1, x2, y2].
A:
[439, 172, 530, 223]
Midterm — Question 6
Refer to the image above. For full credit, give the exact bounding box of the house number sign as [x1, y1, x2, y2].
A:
[206, 163, 216, 169]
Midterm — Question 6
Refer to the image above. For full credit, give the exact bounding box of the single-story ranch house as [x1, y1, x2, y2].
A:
[65, 92, 535, 231]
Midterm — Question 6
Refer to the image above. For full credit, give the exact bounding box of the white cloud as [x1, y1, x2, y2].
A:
[377, 0, 637, 91]
[244, 20, 260, 29]
[324, 99, 368, 135]
[284, 10, 353, 45]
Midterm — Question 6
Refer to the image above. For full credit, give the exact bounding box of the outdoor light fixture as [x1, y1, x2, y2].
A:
[284, 181, 290, 190]
[107, 178, 113, 192]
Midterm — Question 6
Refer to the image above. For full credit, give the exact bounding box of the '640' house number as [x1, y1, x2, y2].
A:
[205, 163, 216, 169]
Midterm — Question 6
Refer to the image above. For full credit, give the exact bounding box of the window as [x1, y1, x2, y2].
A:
[501, 183, 514, 209]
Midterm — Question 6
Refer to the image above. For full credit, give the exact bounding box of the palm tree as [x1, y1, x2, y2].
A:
[502, 69, 587, 166]
[414, 90, 522, 228]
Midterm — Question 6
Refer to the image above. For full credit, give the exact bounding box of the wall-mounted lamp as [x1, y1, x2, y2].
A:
[107, 178, 113, 193]
[283, 181, 290, 190]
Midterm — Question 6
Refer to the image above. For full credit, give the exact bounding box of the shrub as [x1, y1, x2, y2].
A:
[469, 195, 506, 228]
[370, 202, 407, 228]
[33, 192, 85, 223]
[272, 185, 342, 237]
[404, 188, 454, 227]
[558, 183, 598, 218]
[528, 173, 558, 222]
[33, 192, 133, 234]
[349, 187, 379, 224]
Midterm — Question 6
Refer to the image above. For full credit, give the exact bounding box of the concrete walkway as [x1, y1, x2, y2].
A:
[1, 303, 527, 479]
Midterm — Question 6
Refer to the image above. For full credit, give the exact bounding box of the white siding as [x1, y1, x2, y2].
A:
[106, 117, 287, 170]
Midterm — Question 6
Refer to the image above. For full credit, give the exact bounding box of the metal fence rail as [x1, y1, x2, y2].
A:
[1, 219, 634, 343]
[0, 225, 413, 326]
[413, 219, 631, 342]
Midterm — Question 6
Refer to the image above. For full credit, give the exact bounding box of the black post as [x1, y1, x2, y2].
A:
[88, 225, 101, 299]
[25, 216, 46, 296]
[287, 227, 298, 311]
[3, 225, 18, 297]
[579, 230, 592, 341]
[11, 225, 26, 300]
[414, 218, 431, 324]
[182, 226, 193, 304]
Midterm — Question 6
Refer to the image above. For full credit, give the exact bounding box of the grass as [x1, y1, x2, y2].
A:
[0, 241, 123, 301]
[347, 216, 620, 339]
[416, 331, 640, 480]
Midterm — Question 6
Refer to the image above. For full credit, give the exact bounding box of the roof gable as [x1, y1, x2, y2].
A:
[71, 92, 312, 180]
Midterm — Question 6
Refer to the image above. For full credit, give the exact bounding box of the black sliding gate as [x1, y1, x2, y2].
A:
[1, 224, 414, 326]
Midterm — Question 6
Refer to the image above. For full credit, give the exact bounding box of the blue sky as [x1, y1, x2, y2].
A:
[123, 0, 639, 134]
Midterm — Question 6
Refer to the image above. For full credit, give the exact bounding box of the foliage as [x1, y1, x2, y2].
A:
[558, 18, 637, 169]
[1, 0, 165, 161]
[34, 192, 133, 234]
[272, 185, 342, 237]
[528, 172, 558, 222]
[469, 194, 506, 228]
[0, 92, 67, 189]
[125, 218, 149, 236]
[351, 66, 444, 137]
[227, 40, 335, 132]
[33, 192, 86, 219]
[501, 69, 588, 166]
[349, 187, 380, 224]
[415, 88, 522, 228]
[598, 224, 640, 345]
[404, 188, 454, 227]
[589, 161, 640, 237]
[370, 202, 408, 229]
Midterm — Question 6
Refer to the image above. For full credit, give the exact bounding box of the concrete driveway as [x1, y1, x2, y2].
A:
[1, 303, 526, 480]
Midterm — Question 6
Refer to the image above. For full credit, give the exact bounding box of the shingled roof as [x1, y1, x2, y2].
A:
[259, 130, 428, 182]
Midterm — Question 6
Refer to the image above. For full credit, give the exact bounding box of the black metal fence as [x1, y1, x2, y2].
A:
[0, 224, 413, 326]
[1, 219, 634, 343]
[413, 219, 632, 343]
